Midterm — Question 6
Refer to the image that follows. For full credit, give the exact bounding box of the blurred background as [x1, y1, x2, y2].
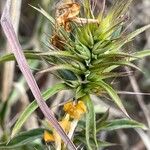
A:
[0, 0, 150, 150]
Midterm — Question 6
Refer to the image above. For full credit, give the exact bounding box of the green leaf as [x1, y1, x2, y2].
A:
[82, 95, 98, 150]
[0, 51, 80, 63]
[96, 52, 135, 62]
[117, 24, 150, 49]
[83, 0, 94, 18]
[91, 61, 141, 73]
[92, 72, 132, 80]
[0, 51, 41, 63]
[0, 128, 44, 149]
[58, 70, 78, 81]
[97, 140, 116, 148]
[130, 49, 150, 61]
[96, 81, 129, 118]
[11, 83, 67, 137]
[29, 5, 55, 25]
[108, 0, 133, 20]
[97, 119, 147, 132]
[124, 24, 150, 44]
[38, 65, 83, 75]
[103, 50, 150, 73]
[75, 86, 86, 99]
[38, 51, 79, 61]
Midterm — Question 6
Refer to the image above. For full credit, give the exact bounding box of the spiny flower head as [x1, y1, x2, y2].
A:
[35, 0, 150, 116]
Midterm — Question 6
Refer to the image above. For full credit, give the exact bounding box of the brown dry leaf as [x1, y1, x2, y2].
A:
[51, 34, 65, 50]
[56, 1, 80, 32]
[55, 0, 98, 31]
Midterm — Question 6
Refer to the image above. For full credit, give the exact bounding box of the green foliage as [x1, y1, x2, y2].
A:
[1, 0, 150, 149]
[97, 118, 147, 131]
[12, 83, 67, 137]
[83, 95, 97, 150]
[28, 1, 150, 115]
[0, 128, 44, 149]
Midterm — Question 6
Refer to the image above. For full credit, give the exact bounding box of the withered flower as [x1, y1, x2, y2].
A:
[63, 101, 87, 120]
[56, 1, 80, 32]
[51, 34, 65, 50]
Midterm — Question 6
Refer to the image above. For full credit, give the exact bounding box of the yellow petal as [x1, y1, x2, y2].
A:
[53, 114, 71, 145]
[63, 101, 87, 119]
[77, 101, 87, 113]
[60, 114, 71, 132]
[43, 131, 54, 142]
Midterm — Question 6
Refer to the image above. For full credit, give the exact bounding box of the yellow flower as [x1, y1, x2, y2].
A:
[43, 130, 54, 142]
[59, 114, 71, 132]
[43, 100, 86, 145]
[43, 114, 70, 145]
[63, 101, 87, 119]
[53, 114, 71, 149]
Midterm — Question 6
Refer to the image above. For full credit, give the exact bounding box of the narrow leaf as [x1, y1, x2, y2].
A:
[29, 5, 55, 25]
[12, 83, 67, 137]
[83, 95, 98, 150]
[0, 51, 80, 64]
[38, 65, 83, 75]
[0, 128, 44, 149]
[83, 0, 94, 18]
[96, 81, 129, 118]
[97, 119, 147, 132]
[0, 51, 42, 63]
[91, 61, 142, 73]
[123, 24, 150, 44]
[130, 49, 150, 61]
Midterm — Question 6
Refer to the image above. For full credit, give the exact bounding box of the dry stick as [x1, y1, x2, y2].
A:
[135, 129, 150, 150]
[0, 1, 76, 150]
[131, 140, 146, 150]
[2, 0, 22, 102]
[125, 67, 150, 127]
[117, 91, 150, 96]
[100, 90, 150, 96]
[117, 130, 129, 150]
